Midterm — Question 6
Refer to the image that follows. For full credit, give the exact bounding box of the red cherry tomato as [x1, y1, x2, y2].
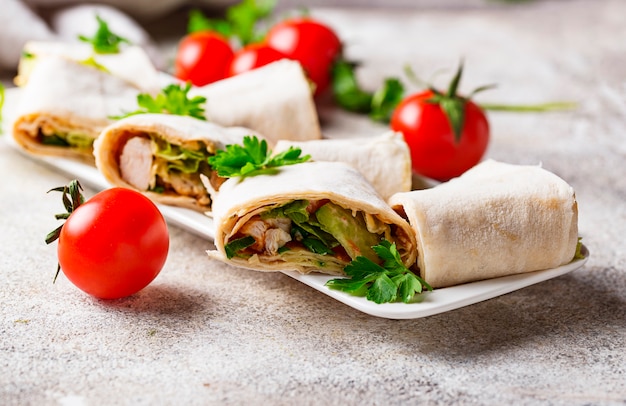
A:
[265, 18, 341, 96]
[57, 188, 169, 299]
[174, 31, 234, 86]
[229, 43, 287, 76]
[390, 90, 490, 182]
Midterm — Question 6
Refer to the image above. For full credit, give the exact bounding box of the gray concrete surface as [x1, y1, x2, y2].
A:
[1, 1, 625, 404]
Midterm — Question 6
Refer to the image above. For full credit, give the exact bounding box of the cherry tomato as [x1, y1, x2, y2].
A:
[174, 31, 234, 86]
[390, 90, 490, 182]
[265, 18, 341, 96]
[57, 188, 169, 299]
[229, 42, 287, 76]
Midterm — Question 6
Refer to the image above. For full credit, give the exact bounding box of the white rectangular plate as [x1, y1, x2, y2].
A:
[3, 87, 589, 319]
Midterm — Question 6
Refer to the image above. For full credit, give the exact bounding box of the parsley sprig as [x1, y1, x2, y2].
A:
[78, 15, 130, 54]
[332, 59, 577, 132]
[331, 59, 405, 123]
[188, 0, 276, 45]
[208, 135, 310, 178]
[326, 240, 432, 304]
[114, 83, 207, 120]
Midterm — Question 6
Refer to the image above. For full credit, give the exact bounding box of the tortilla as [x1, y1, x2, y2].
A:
[273, 131, 412, 200]
[207, 161, 418, 275]
[388, 159, 579, 288]
[12, 55, 140, 164]
[15, 41, 161, 92]
[189, 59, 322, 146]
[94, 113, 260, 212]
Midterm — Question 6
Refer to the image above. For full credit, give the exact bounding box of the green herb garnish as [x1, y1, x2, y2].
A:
[207, 135, 310, 178]
[326, 240, 432, 304]
[330, 59, 404, 123]
[78, 15, 130, 54]
[114, 83, 206, 120]
[188, 0, 276, 45]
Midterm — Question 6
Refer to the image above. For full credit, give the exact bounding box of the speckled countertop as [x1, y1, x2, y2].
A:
[1, 1, 625, 405]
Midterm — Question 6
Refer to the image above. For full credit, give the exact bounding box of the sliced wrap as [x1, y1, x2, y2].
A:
[388, 160, 579, 288]
[94, 113, 260, 212]
[16, 41, 161, 92]
[273, 131, 412, 200]
[208, 161, 418, 275]
[190, 59, 321, 145]
[12, 56, 140, 163]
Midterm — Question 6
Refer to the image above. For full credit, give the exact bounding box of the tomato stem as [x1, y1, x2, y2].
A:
[479, 101, 578, 112]
[46, 179, 86, 283]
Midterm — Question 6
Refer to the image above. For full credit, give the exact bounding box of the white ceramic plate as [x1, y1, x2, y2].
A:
[3, 87, 589, 319]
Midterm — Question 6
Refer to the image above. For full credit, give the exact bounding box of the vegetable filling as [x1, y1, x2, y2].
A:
[224, 199, 406, 270]
[39, 128, 94, 150]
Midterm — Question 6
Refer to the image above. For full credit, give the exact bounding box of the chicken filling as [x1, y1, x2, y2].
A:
[119, 133, 221, 207]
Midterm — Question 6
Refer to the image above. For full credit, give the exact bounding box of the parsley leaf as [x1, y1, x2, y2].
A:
[208, 135, 310, 179]
[326, 240, 432, 304]
[369, 77, 405, 123]
[187, 0, 276, 45]
[331, 60, 373, 114]
[330, 59, 404, 124]
[113, 83, 207, 120]
[78, 15, 130, 54]
[188, 9, 233, 37]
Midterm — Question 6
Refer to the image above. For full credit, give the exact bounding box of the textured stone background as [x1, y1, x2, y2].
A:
[1, 1, 625, 405]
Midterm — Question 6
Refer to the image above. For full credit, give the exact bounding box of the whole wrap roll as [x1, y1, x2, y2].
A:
[273, 131, 412, 200]
[94, 113, 260, 212]
[189, 59, 322, 146]
[388, 160, 579, 288]
[208, 161, 417, 275]
[12, 55, 140, 164]
[16, 41, 161, 93]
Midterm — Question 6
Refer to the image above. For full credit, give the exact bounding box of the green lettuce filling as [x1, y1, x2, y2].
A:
[40, 132, 94, 149]
[152, 137, 211, 175]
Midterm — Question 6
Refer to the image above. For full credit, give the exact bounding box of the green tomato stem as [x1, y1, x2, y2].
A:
[479, 101, 578, 112]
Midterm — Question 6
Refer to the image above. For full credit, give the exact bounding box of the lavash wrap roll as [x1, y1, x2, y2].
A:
[12, 55, 140, 164]
[273, 131, 412, 200]
[16, 41, 161, 93]
[388, 160, 579, 288]
[94, 113, 261, 212]
[189, 59, 321, 146]
[208, 161, 418, 276]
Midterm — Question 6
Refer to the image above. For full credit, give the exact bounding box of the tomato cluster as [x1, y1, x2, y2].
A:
[174, 17, 341, 96]
[173, 9, 490, 182]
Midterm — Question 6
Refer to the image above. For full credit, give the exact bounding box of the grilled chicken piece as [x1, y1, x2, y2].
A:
[120, 137, 153, 190]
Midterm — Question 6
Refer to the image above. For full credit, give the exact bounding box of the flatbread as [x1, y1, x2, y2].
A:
[273, 131, 412, 200]
[190, 59, 322, 146]
[16, 41, 161, 92]
[208, 161, 418, 275]
[388, 160, 579, 288]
